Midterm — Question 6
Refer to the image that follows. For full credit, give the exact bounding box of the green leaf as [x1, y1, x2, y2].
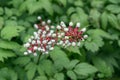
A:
[101, 11, 108, 29]
[69, 47, 81, 55]
[91, 0, 105, 9]
[71, 8, 89, 28]
[40, 0, 53, 15]
[54, 73, 64, 80]
[0, 67, 17, 80]
[107, 13, 120, 30]
[74, 63, 98, 76]
[67, 70, 77, 80]
[0, 40, 21, 50]
[109, 0, 120, 4]
[34, 76, 48, 80]
[89, 9, 101, 28]
[67, 7, 76, 16]
[0, 49, 16, 62]
[52, 4, 63, 15]
[5, 7, 13, 17]
[38, 60, 56, 76]
[50, 47, 70, 71]
[118, 40, 120, 47]
[13, 57, 31, 66]
[58, 0, 66, 7]
[106, 5, 120, 14]
[0, 17, 4, 29]
[1, 25, 25, 40]
[74, 0, 84, 7]
[92, 57, 112, 77]
[26, 62, 37, 80]
[0, 7, 4, 15]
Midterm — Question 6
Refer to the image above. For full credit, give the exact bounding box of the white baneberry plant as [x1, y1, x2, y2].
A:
[23, 16, 88, 56]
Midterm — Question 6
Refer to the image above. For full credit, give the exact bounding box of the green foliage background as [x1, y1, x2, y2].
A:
[0, 0, 120, 80]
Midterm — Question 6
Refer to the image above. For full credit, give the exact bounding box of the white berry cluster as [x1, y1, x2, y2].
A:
[23, 16, 88, 56]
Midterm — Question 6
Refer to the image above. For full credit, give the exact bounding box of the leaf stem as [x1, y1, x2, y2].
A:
[37, 52, 42, 65]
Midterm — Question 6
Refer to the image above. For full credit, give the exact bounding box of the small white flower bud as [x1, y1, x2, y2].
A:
[83, 35, 88, 39]
[77, 42, 81, 46]
[69, 22, 73, 26]
[52, 33, 56, 37]
[45, 25, 49, 31]
[33, 52, 37, 56]
[76, 22, 80, 27]
[38, 47, 41, 51]
[42, 21, 46, 26]
[37, 40, 41, 44]
[45, 51, 49, 54]
[24, 43, 30, 47]
[42, 34, 46, 38]
[51, 26, 55, 29]
[48, 41, 52, 44]
[31, 36, 34, 39]
[59, 41, 63, 45]
[32, 40, 36, 44]
[33, 46, 38, 50]
[49, 47, 54, 50]
[65, 36, 69, 39]
[81, 28, 86, 32]
[33, 32, 38, 36]
[60, 21, 65, 25]
[42, 40, 47, 44]
[51, 39, 55, 43]
[62, 24, 66, 28]
[28, 38, 32, 42]
[50, 30, 54, 34]
[72, 42, 76, 46]
[64, 28, 69, 32]
[37, 16, 41, 20]
[43, 31, 46, 34]
[61, 33, 65, 36]
[47, 19, 51, 24]
[57, 25, 61, 29]
[58, 35, 62, 38]
[24, 52, 28, 55]
[34, 24, 38, 29]
[28, 50, 32, 53]
[38, 29, 42, 34]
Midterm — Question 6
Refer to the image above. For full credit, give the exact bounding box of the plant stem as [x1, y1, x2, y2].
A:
[37, 52, 42, 65]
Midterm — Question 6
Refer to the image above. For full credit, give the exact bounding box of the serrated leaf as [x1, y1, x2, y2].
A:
[5, 7, 13, 17]
[0, 7, 4, 15]
[92, 57, 112, 77]
[71, 8, 89, 28]
[67, 7, 76, 16]
[52, 4, 63, 15]
[106, 5, 120, 14]
[50, 47, 70, 71]
[89, 9, 101, 28]
[40, 0, 53, 15]
[108, 13, 120, 30]
[67, 70, 77, 80]
[38, 60, 56, 76]
[74, 63, 98, 76]
[13, 57, 30, 66]
[0, 17, 4, 29]
[101, 11, 108, 29]
[26, 62, 37, 80]
[66, 59, 79, 70]
[34, 76, 48, 80]
[69, 47, 81, 55]
[1, 25, 25, 40]
[91, 0, 105, 9]
[58, 0, 66, 7]
[0, 40, 21, 50]
[74, 0, 83, 7]
[0, 49, 16, 62]
[109, 0, 120, 4]
[54, 73, 64, 80]
[0, 68, 17, 80]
